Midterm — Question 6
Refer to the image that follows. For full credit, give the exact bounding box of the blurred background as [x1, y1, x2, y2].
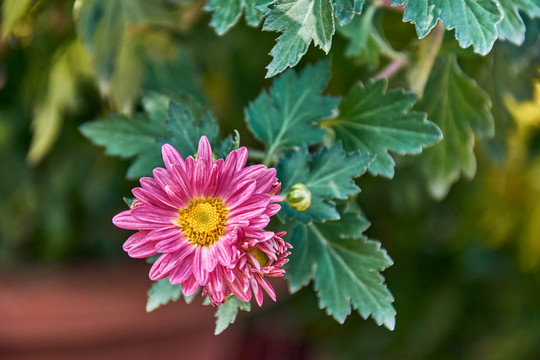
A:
[1, 1, 540, 359]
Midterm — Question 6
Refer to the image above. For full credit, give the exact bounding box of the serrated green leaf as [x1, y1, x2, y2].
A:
[205, 0, 263, 35]
[161, 100, 220, 158]
[245, 59, 339, 163]
[82, 93, 231, 179]
[420, 55, 494, 199]
[1, 0, 33, 37]
[392, 0, 502, 55]
[80, 113, 166, 158]
[324, 79, 441, 178]
[337, 4, 396, 70]
[497, 0, 540, 45]
[287, 209, 395, 329]
[333, 0, 365, 25]
[278, 143, 374, 223]
[79, 94, 169, 179]
[263, 0, 335, 77]
[214, 296, 251, 335]
[146, 278, 183, 312]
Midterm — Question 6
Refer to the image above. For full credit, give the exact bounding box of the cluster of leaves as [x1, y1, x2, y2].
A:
[5, 0, 539, 338]
[81, 57, 442, 333]
[205, 0, 540, 198]
[206, 0, 539, 75]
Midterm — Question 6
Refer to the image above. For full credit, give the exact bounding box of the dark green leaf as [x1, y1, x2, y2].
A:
[245, 59, 339, 163]
[420, 55, 494, 199]
[263, 0, 335, 77]
[325, 79, 441, 178]
[392, 0, 502, 55]
[214, 296, 251, 335]
[287, 209, 395, 328]
[146, 278, 183, 312]
[278, 143, 374, 223]
[160, 100, 220, 159]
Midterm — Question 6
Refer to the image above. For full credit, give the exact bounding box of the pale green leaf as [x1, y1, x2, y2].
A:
[333, 0, 365, 25]
[337, 4, 396, 70]
[214, 296, 251, 335]
[74, 0, 191, 112]
[1, 0, 33, 37]
[278, 143, 374, 223]
[205, 0, 263, 35]
[324, 79, 441, 178]
[79, 93, 170, 178]
[420, 55, 494, 199]
[497, 0, 540, 45]
[263, 0, 335, 77]
[287, 209, 395, 329]
[146, 278, 183, 312]
[245, 59, 339, 163]
[28, 40, 93, 165]
[392, 0, 503, 55]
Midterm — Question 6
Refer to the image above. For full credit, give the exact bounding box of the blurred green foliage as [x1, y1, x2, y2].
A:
[1, 0, 539, 359]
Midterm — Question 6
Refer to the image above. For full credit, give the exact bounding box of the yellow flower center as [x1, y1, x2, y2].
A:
[247, 247, 269, 267]
[177, 198, 229, 247]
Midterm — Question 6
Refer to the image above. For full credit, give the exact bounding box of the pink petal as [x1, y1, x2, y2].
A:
[217, 151, 238, 194]
[201, 246, 218, 272]
[193, 155, 209, 196]
[229, 277, 251, 302]
[238, 164, 266, 179]
[123, 231, 157, 258]
[122, 230, 150, 251]
[181, 276, 199, 296]
[224, 179, 256, 209]
[192, 248, 209, 284]
[169, 259, 193, 284]
[197, 136, 213, 167]
[131, 205, 177, 225]
[163, 185, 189, 208]
[113, 210, 150, 230]
[146, 226, 185, 253]
[202, 159, 224, 197]
[252, 168, 277, 194]
[233, 147, 248, 172]
[132, 187, 178, 209]
[223, 268, 235, 282]
[228, 203, 268, 221]
[250, 276, 263, 306]
[170, 165, 194, 200]
[162, 144, 186, 172]
[256, 275, 276, 301]
[149, 254, 171, 280]
[152, 167, 175, 190]
[264, 203, 281, 217]
[248, 215, 270, 229]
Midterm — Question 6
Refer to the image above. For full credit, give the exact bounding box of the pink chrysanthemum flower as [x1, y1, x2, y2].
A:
[203, 230, 292, 306]
[113, 136, 289, 305]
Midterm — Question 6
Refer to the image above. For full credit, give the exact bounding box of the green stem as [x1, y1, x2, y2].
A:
[409, 21, 445, 97]
[247, 148, 266, 162]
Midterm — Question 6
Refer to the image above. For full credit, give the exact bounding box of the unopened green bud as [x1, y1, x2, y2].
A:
[286, 183, 311, 211]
